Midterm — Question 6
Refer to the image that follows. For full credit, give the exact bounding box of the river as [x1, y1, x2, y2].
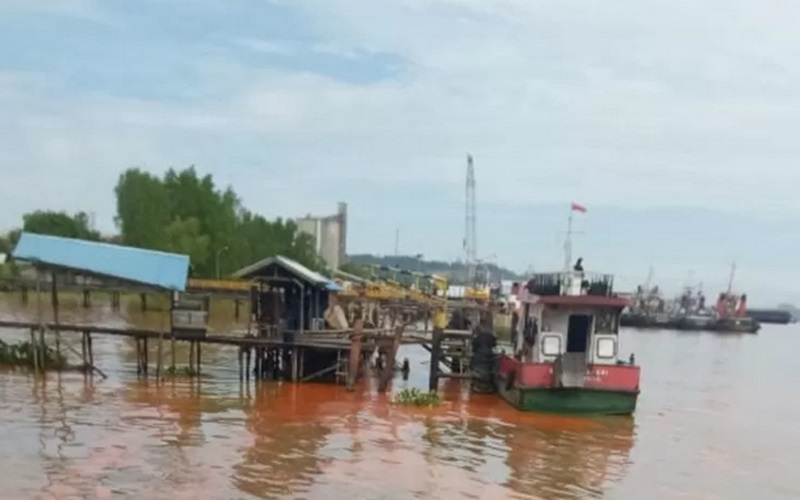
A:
[0, 295, 798, 499]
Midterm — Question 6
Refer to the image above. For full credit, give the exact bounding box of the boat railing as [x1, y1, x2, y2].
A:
[525, 272, 614, 297]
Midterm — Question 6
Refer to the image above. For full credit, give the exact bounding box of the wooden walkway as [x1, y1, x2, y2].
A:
[0, 318, 465, 390]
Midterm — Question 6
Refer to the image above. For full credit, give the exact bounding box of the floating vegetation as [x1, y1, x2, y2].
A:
[0, 339, 68, 370]
[393, 388, 441, 407]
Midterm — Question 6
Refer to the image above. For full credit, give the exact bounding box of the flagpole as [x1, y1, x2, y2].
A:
[564, 207, 573, 273]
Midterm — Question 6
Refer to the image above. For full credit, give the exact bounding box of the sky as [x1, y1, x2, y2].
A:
[1, 0, 799, 304]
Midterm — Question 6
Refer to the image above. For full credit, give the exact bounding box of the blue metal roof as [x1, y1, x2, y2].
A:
[12, 232, 190, 291]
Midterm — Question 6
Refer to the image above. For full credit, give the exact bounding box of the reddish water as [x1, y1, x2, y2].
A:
[1, 295, 798, 499]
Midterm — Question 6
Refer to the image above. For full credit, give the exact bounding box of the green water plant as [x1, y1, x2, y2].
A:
[393, 388, 441, 407]
[0, 339, 68, 370]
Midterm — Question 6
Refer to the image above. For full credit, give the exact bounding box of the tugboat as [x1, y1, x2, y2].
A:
[710, 291, 759, 333]
[495, 205, 640, 415]
[708, 264, 760, 334]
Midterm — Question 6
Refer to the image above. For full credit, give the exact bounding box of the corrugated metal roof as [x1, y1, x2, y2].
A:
[233, 255, 341, 291]
[12, 232, 190, 291]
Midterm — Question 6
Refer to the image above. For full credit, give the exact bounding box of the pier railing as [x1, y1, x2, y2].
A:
[525, 272, 615, 297]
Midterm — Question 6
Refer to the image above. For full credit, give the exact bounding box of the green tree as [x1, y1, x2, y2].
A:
[115, 169, 172, 250]
[22, 211, 100, 240]
[113, 166, 325, 278]
[163, 217, 210, 274]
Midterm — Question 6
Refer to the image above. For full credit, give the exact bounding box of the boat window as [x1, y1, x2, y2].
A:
[596, 337, 616, 359]
[541, 335, 561, 356]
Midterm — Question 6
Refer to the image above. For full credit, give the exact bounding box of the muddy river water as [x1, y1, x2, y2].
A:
[0, 297, 798, 499]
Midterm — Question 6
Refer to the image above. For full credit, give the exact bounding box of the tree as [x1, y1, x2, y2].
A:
[0, 231, 19, 254]
[113, 166, 325, 278]
[163, 217, 210, 274]
[22, 211, 100, 240]
[115, 169, 171, 250]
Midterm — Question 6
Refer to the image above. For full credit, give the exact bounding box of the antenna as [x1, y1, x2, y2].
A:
[464, 154, 477, 284]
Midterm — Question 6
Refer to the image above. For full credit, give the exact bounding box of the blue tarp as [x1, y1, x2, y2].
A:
[12, 232, 190, 292]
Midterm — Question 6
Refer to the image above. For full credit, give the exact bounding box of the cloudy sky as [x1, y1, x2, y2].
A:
[1, 0, 799, 304]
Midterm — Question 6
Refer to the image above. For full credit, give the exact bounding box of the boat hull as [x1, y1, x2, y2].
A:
[709, 318, 760, 334]
[495, 356, 640, 416]
[497, 378, 638, 415]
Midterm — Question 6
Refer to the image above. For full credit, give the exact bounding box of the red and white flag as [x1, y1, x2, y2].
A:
[571, 202, 587, 213]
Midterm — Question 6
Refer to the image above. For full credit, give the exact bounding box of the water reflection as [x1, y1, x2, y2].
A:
[6, 298, 800, 498]
[0, 296, 638, 499]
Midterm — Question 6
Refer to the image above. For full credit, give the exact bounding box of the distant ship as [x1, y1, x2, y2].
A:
[620, 265, 759, 334]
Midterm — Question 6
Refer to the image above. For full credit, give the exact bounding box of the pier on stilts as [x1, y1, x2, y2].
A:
[1, 233, 492, 394]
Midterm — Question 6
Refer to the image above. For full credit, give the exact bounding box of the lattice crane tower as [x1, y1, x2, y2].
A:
[464, 154, 477, 284]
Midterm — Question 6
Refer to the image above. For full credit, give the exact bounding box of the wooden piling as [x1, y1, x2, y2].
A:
[378, 324, 404, 393]
[234, 299, 240, 321]
[291, 346, 299, 382]
[140, 293, 147, 312]
[245, 347, 251, 382]
[428, 327, 443, 392]
[189, 341, 195, 373]
[83, 289, 91, 308]
[170, 335, 176, 373]
[196, 341, 201, 377]
[299, 348, 305, 380]
[238, 347, 244, 381]
[156, 333, 163, 380]
[38, 327, 46, 372]
[50, 273, 62, 371]
[143, 337, 148, 376]
[136, 338, 142, 378]
[87, 333, 94, 372]
[29, 327, 39, 373]
[81, 331, 87, 369]
[346, 319, 364, 391]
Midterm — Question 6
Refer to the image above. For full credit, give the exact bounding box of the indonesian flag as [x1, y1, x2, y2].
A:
[571, 202, 587, 213]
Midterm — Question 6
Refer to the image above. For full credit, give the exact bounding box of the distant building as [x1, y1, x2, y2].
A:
[296, 202, 347, 270]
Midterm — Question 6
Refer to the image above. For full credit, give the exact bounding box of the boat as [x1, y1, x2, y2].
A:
[494, 204, 640, 415]
[746, 309, 793, 325]
[709, 316, 759, 334]
[709, 265, 760, 334]
[495, 270, 639, 415]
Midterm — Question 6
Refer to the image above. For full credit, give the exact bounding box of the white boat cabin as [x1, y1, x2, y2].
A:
[514, 270, 629, 369]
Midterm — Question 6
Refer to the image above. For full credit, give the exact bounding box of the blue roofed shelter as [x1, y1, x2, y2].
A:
[12, 232, 190, 292]
[233, 255, 341, 338]
[11, 232, 196, 375]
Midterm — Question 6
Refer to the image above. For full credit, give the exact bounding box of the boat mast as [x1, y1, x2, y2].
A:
[644, 265, 654, 290]
[726, 262, 736, 294]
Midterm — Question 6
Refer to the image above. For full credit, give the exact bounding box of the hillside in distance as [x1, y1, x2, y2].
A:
[346, 254, 523, 284]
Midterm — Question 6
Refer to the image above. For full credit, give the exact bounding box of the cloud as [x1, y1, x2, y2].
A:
[2, 0, 800, 301]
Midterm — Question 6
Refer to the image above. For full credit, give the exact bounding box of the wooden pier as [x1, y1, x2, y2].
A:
[1, 233, 483, 394]
[0, 318, 441, 385]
